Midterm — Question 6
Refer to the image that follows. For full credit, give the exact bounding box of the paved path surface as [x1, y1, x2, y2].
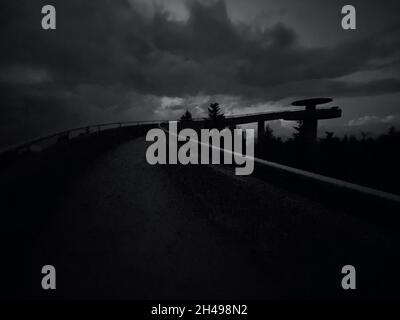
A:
[18, 137, 400, 299]
[34, 138, 279, 299]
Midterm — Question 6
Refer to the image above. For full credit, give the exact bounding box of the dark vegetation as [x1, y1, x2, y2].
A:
[180, 109, 193, 121]
[207, 102, 226, 129]
[257, 123, 400, 195]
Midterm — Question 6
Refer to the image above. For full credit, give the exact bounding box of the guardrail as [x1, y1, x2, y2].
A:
[253, 157, 400, 204]
[0, 107, 336, 157]
[223, 107, 306, 119]
[2, 117, 399, 220]
[178, 107, 309, 123]
[0, 120, 163, 157]
[159, 122, 400, 207]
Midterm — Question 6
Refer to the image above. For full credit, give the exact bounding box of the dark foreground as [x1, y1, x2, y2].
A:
[1, 137, 400, 299]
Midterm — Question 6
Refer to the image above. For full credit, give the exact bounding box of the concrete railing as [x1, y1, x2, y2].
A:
[0, 107, 339, 157]
[253, 157, 400, 204]
[159, 122, 400, 212]
[0, 120, 162, 158]
[4, 109, 399, 206]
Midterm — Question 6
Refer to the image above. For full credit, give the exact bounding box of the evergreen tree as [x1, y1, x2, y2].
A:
[180, 109, 193, 121]
[293, 120, 305, 141]
[207, 102, 225, 129]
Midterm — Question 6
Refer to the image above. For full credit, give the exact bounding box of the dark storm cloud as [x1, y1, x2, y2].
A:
[2, 0, 400, 96]
[1, 0, 400, 144]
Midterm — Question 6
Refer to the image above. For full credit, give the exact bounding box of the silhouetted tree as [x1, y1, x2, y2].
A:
[325, 131, 335, 140]
[180, 109, 193, 121]
[254, 125, 400, 194]
[260, 125, 279, 146]
[293, 120, 305, 141]
[208, 102, 225, 129]
[264, 125, 275, 141]
[361, 131, 369, 141]
[388, 126, 396, 137]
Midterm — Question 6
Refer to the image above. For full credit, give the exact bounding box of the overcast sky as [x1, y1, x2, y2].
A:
[1, 0, 400, 145]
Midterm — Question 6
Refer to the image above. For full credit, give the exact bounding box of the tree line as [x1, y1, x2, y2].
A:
[179, 104, 400, 195]
[258, 122, 400, 195]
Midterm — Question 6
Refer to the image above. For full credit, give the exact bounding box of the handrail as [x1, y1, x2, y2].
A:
[159, 122, 400, 205]
[253, 157, 400, 204]
[0, 120, 162, 156]
[180, 107, 308, 122]
[223, 107, 306, 119]
[0, 107, 337, 156]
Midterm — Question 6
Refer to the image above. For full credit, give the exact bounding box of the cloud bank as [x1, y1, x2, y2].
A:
[1, 0, 400, 144]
